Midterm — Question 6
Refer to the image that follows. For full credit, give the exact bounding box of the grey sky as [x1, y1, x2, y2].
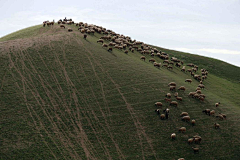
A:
[1, 0, 240, 67]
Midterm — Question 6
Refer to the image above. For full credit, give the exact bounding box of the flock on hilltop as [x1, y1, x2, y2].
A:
[43, 18, 227, 160]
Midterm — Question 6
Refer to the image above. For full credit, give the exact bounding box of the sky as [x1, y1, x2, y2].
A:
[1, 0, 240, 67]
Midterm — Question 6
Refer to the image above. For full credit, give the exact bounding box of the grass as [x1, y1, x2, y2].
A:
[0, 23, 240, 160]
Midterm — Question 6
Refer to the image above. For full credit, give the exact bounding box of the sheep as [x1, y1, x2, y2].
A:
[169, 86, 176, 91]
[194, 137, 201, 144]
[185, 79, 192, 83]
[165, 93, 171, 98]
[97, 39, 104, 43]
[60, 25, 65, 29]
[155, 102, 163, 107]
[196, 90, 201, 94]
[160, 114, 165, 120]
[178, 86, 186, 91]
[182, 116, 190, 122]
[167, 66, 173, 70]
[164, 98, 171, 103]
[215, 102, 220, 107]
[178, 127, 186, 133]
[181, 66, 186, 72]
[188, 138, 194, 144]
[149, 58, 155, 63]
[153, 62, 161, 68]
[187, 63, 194, 67]
[84, 34, 87, 39]
[188, 92, 196, 97]
[168, 82, 176, 86]
[202, 109, 210, 115]
[216, 115, 224, 120]
[102, 43, 108, 48]
[199, 96, 205, 101]
[192, 147, 199, 154]
[191, 119, 196, 126]
[174, 92, 178, 97]
[108, 48, 112, 52]
[180, 112, 188, 117]
[68, 28, 73, 32]
[155, 109, 160, 115]
[176, 97, 182, 101]
[219, 113, 226, 119]
[163, 60, 169, 64]
[198, 84, 205, 89]
[214, 123, 220, 129]
[162, 64, 168, 68]
[193, 94, 200, 99]
[178, 158, 185, 160]
[175, 63, 181, 67]
[171, 133, 176, 140]
[170, 101, 178, 107]
[209, 110, 215, 116]
[140, 56, 146, 61]
[199, 94, 205, 98]
[163, 108, 170, 113]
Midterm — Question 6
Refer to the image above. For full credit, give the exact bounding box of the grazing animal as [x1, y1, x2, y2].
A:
[185, 79, 192, 83]
[163, 108, 170, 113]
[97, 39, 104, 43]
[171, 133, 176, 140]
[178, 127, 186, 133]
[180, 112, 188, 117]
[192, 147, 199, 154]
[155, 109, 160, 115]
[202, 109, 210, 115]
[178, 86, 186, 91]
[84, 34, 87, 39]
[140, 56, 146, 61]
[214, 123, 220, 129]
[155, 102, 163, 107]
[160, 114, 165, 120]
[182, 116, 190, 122]
[215, 102, 220, 107]
[68, 28, 73, 32]
[170, 86, 176, 91]
[170, 101, 178, 107]
[176, 97, 182, 101]
[165, 93, 171, 98]
[191, 119, 196, 126]
[108, 47, 112, 52]
[168, 82, 176, 86]
[188, 138, 194, 144]
[164, 98, 171, 103]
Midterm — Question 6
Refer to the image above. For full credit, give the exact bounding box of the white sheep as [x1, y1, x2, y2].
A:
[214, 123, 220, 129]
[155, 102, 163, 107]
[180, 112, 188, 117]
[170, 101, 178, 107]
[185, 79, 192, 83]
[182, 116, 190, 122]
[178, 127, 186, 133]
[171, 133, 176, 140]
[215, 102, 220, 107]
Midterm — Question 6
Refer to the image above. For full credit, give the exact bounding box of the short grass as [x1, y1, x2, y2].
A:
[0, 24, 240, 160]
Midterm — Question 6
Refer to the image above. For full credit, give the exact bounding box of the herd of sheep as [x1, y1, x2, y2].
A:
[43, 18, 227, 160]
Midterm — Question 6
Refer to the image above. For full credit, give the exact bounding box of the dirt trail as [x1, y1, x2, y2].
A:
[76, 36, 157, 159]
[74, 36, 126, 160]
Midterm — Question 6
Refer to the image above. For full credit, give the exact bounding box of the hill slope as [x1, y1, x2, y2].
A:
[1, 24, 240, 160]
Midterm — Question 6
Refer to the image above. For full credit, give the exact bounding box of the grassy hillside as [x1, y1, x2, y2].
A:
[1, 24, 240, 160]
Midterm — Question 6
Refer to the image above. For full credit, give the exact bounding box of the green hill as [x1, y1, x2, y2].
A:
[1, 23, 240, 160]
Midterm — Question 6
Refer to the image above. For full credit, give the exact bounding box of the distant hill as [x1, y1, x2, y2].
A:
[1, 22, 240, 160]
